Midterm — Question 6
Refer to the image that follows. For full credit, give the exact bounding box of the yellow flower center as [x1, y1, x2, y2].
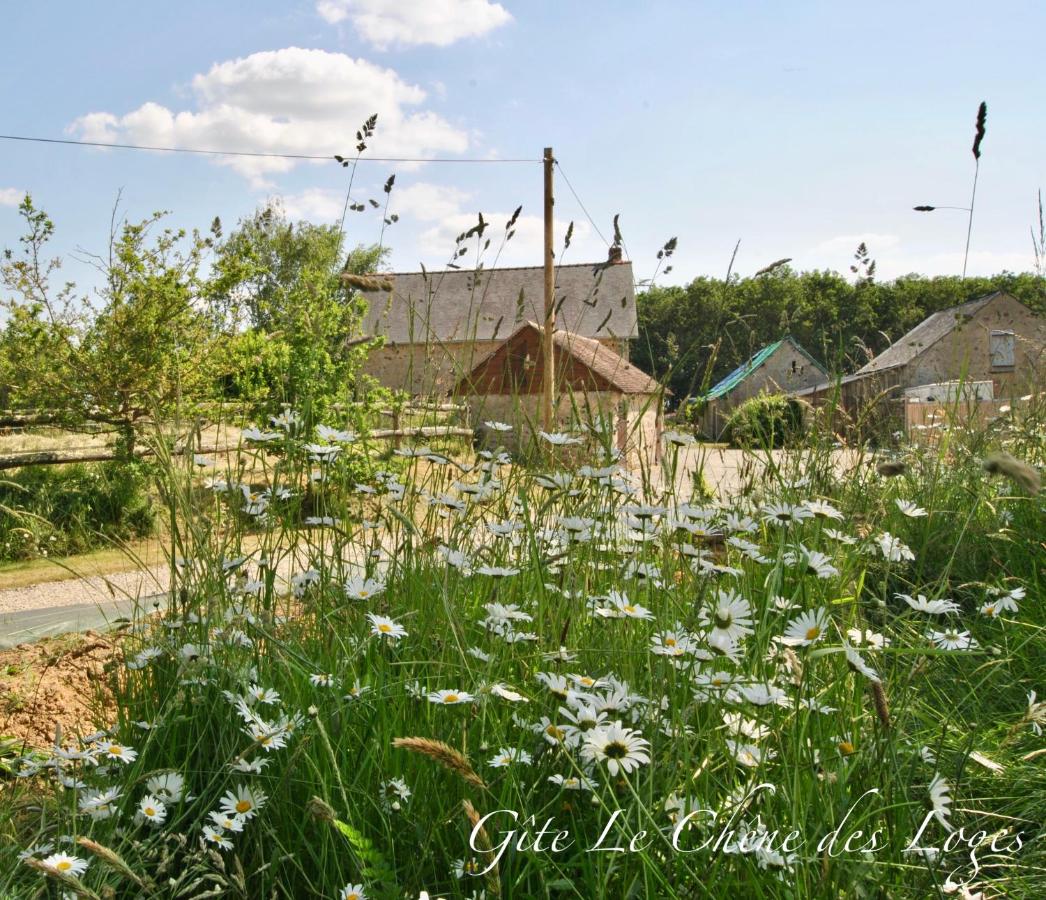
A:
[624, 605, 636, 614]
[56, 861, 72, 872]
[805, 626, 821, 641]
[665, 637, 676, 646]
[378, 624, 392, 633]
[108, 745, 123, 756]
[838, 741, 855, 755]
[546, 725, 565, 741]
[145, 806, 156, 816]
[358, 591, 368, 598]
[235, 800, 251, 814]
[444, 694, 459, 704]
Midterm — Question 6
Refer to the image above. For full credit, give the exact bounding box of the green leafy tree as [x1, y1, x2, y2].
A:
[207, 203, 388, 422]
[1, 195, 223, 456]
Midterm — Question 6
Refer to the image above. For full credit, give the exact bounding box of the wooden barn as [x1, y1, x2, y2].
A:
[451, 321, 664, 469]
[693, 337, 827, 439]
[358, 260, 637, 397]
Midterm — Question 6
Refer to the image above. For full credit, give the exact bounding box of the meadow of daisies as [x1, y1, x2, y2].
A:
[1, 401, 1043, 900]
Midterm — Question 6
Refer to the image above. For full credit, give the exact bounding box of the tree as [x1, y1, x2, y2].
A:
[1, 195, 222, 456]
[207, 203, 388, 421]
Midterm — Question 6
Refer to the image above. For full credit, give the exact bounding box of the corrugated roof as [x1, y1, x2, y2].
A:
[856, 293, 1000, 374]
[360, 262, 637, 345]
[454, 321, 661, 395]
[702, 337, 825, 401]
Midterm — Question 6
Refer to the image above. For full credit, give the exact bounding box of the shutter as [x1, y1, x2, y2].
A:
[989, 331, 1015, 369]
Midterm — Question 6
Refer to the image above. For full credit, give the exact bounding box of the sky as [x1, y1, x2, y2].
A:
[1, 0, 1045, 294]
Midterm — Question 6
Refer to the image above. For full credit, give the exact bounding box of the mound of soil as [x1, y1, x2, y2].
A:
[0, 631, 120, 750]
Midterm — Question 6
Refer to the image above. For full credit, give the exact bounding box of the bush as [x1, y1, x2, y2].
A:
[721, 393, 805, 448]
[0, 461, 154, 562]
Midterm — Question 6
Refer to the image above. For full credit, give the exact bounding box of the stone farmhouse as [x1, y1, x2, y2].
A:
[452, 320, 663, 469]
[796, 291, 1045, 410]
[359, 260, 637, 396]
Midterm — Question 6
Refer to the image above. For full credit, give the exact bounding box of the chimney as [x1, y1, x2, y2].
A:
[607, 245, 623, 264]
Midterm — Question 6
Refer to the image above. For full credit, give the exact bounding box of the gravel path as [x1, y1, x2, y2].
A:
[0, 567, 171, 615]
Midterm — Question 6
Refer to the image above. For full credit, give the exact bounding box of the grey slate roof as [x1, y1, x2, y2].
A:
[361, 262, 637, 345]
[856, 293, 1000, 374]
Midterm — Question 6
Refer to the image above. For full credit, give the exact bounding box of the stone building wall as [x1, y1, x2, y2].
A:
[906, 294, 1045, 397]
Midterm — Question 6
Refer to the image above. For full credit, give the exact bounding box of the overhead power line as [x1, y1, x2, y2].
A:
[0, 133, 540, 163]
[554, 160, 611, 248]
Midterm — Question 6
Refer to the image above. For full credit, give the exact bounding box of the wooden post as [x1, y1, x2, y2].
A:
[542, 146, 555, 430]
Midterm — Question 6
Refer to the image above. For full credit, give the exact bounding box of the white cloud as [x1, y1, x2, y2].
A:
[393, 182, 471, 222]
[417, 210, 595, 268]
[67, 48, 469, 187]
[275, 188, 347, 223]
[316, 0, 511, 48]
[0, 188, 24, 207]
[276, 179, 607, 270]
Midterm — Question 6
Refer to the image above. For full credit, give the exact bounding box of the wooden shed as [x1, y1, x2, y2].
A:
[451, 321, 664, 469]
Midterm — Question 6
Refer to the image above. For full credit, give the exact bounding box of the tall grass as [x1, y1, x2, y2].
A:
[0, 391, 1042, 899]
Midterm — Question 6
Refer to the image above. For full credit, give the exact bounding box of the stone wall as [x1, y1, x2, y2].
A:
[365, 337, 632, 396]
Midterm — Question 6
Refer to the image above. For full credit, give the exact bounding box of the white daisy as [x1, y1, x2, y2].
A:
[700, 589, 754, 644]
[94, 741, 137, 765]
[219, 785, 267, 820]
[895, 499, 928, 518]
[138, 794, 167, 826]
[761, 502, 814, 526]
[928, 628, 978, 651]
[488, 747, 532, 768]
[146, 772, 186, 803]
[41, 853, 89, 877]
[897, 593, 960, 615]
[344, 577, 385, 601]
[877, 532, 915, 562]
[427, 689, 474, 706]
[843, 643, 881, 683]
[581, 721, 651, 776]
[202, 826, 233, 850]
[781, 607, 830, 647]
[368, 614, 408, 641]
[928, 774, 953, 831]
[548, 773, 598, 790]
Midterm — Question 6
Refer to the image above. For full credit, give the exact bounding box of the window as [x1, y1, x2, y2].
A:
[989, 331, 1015, 371]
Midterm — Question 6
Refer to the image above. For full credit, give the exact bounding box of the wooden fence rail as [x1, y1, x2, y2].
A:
[0, 426, 476, 471]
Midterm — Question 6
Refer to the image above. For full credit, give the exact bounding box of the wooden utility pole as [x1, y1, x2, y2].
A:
[542, 146, 555, 429]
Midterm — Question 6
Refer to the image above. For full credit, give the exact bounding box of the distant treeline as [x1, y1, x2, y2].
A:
[633, 270, 1046, 402]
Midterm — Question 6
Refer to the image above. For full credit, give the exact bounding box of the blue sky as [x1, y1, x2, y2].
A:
[2, 0, 1044, 292]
